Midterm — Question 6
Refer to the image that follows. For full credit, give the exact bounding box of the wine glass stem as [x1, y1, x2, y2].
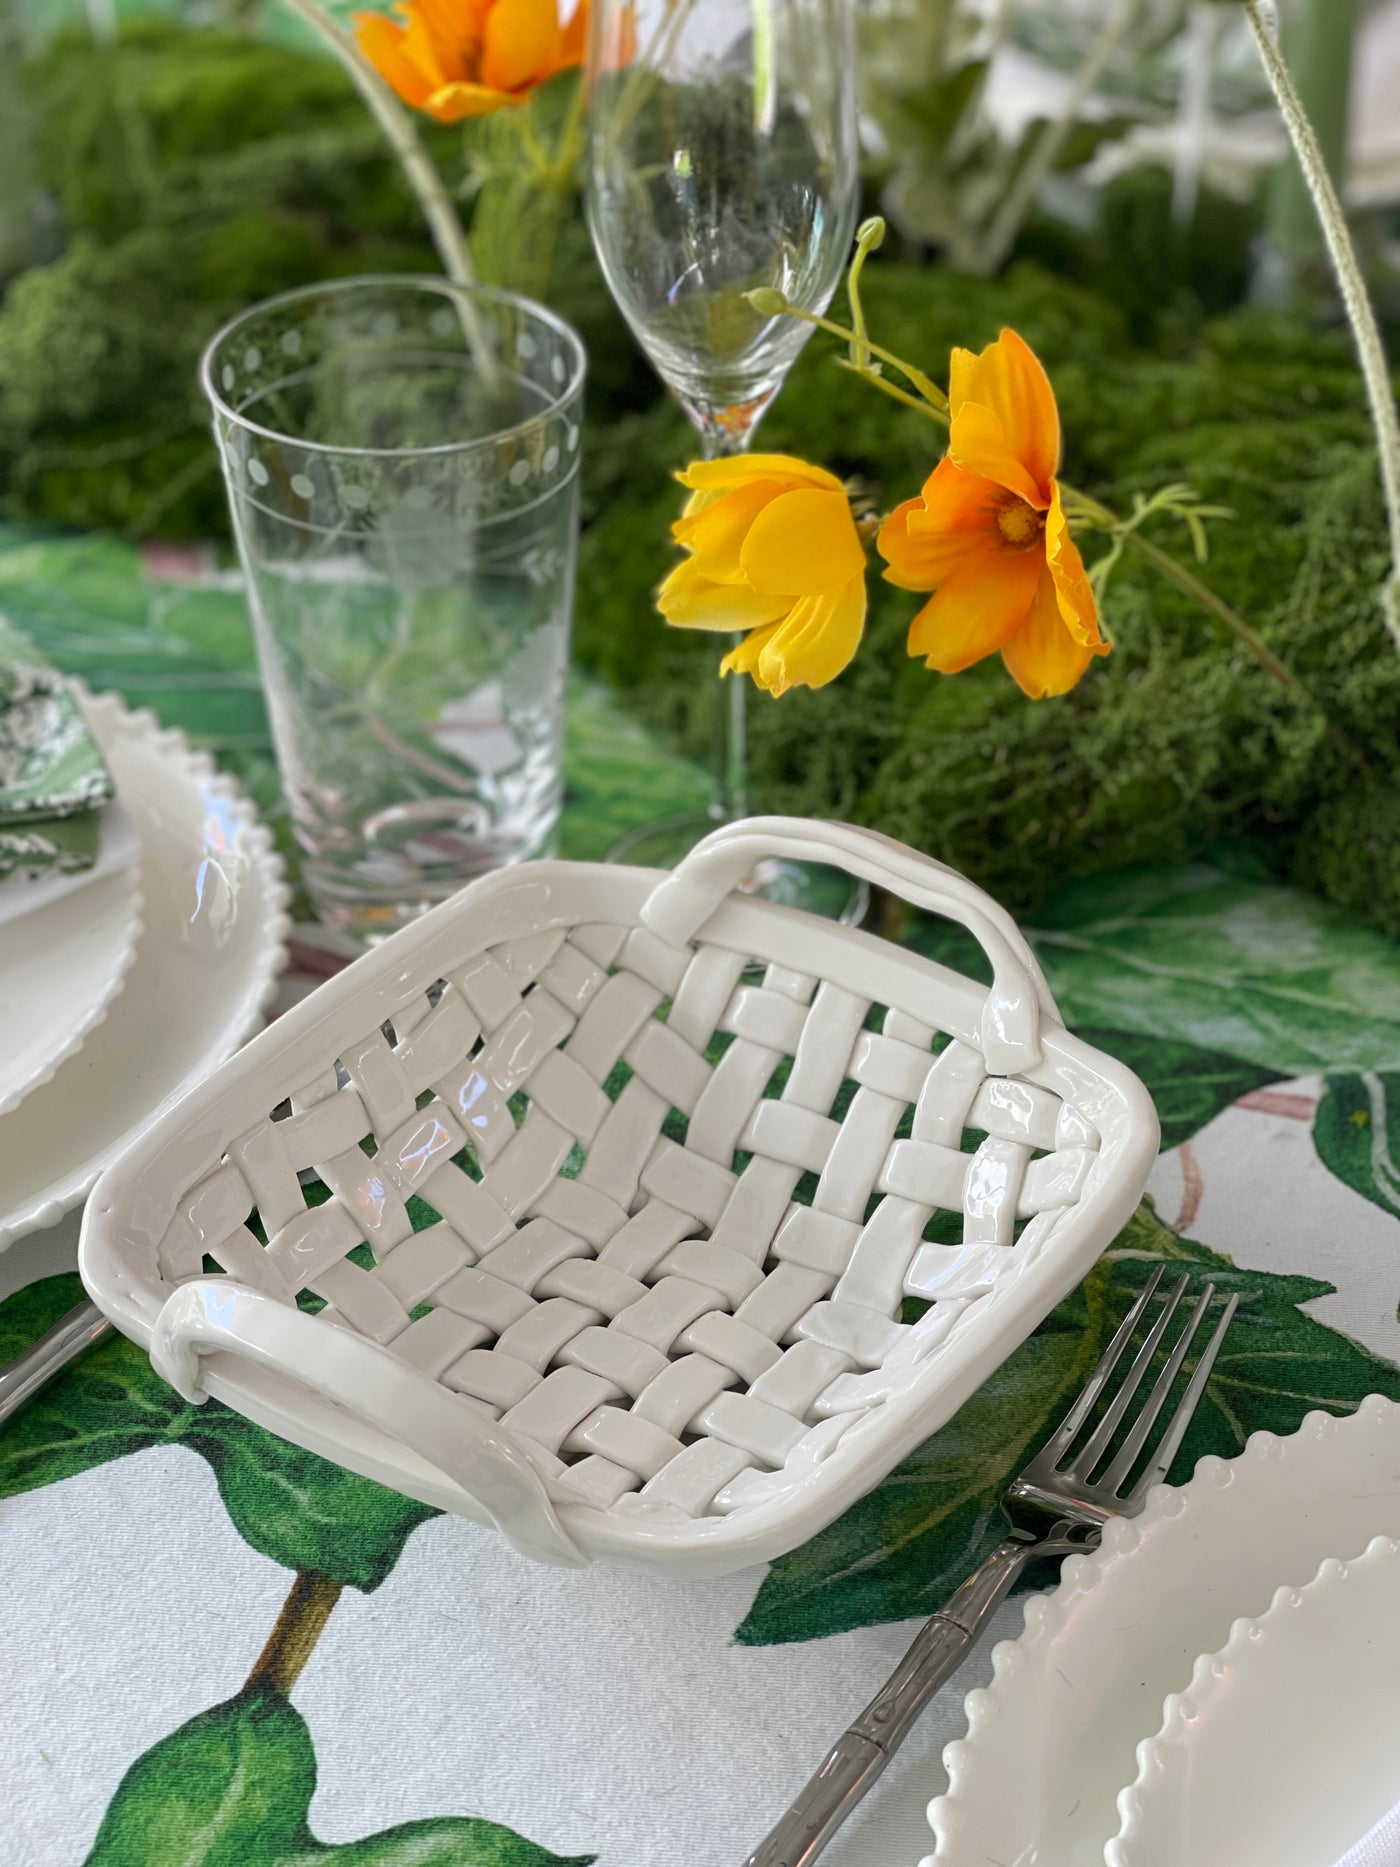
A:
[698, 418, 757, 823]
[716, 636, 750, 820]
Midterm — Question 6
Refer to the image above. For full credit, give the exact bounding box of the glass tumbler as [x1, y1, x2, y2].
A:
[202, 276, 586, 939]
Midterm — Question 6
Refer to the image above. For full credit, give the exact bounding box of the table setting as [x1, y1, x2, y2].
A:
[2, 0, 1400, 1862]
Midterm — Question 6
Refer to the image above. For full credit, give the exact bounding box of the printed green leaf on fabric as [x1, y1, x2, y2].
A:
[0, 525, 708, 872]
[83, 1689, 594, 1867]
[1074, 1026, 1275, 1150]
[1022, 864, 1400, 1077]
[0, 1275, 435, 1591]
[1314, 1072, 1400, 1220]
[736, 1200, 1400, 1646]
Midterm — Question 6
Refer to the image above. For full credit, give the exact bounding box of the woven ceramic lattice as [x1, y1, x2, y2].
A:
[153, 912, 1103, 1533]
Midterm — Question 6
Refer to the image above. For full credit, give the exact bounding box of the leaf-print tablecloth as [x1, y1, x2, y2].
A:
[2, 527, 1399, 1867]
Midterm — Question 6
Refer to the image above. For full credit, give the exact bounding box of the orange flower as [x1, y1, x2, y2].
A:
[878, 329, 1108, 698]
[355, 0, 589, 122]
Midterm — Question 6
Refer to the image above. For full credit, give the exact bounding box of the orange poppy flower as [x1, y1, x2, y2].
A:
[878, 329, 1109, 698]
[355, 0, 589, 123]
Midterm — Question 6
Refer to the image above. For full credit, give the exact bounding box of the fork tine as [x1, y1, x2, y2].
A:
[1097, 1281, 1216, 1494]
[1071, 1274, 1191, 1477]
[1128, 1290, 1240, 1501]
[1042, 1264, 1166, 1457]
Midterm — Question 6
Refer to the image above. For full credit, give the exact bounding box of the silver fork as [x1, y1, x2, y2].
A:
[743, 1264, 1240, 1867]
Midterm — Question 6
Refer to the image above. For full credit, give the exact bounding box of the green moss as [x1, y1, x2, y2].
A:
[0, 22, 646, 537]
[28, 22, 390, 243]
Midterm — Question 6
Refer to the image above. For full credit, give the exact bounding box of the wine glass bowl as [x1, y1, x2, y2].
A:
[584, 0, 866, 920]
[586, 0, 859, 448]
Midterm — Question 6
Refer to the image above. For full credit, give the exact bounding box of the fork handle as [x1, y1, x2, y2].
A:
[741, 1538, 1033, 1867]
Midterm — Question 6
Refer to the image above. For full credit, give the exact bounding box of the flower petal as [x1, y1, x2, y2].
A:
[739, 487, 865, 596]
[559, 0, 588, 65]
[906, 542, 1042, 673]
[724, 577, 866, 695]
[676, 453, 844, 496]
[1045, 482, 1105, 649]
[878, 459, 1002, 591]
[672, 479, 777, 582]
[949, 328, 1060, 504]
[400, 0, 460, 86]
[719, 621, 780, 684]
[481, 0, 561, 92]
[1001, 567, 1103, 697]
[353, 11, 436, 107]
[947, 401, 1048, 511]
[657, 556, 790, 632]
[880, 501, 978, 592]
[423, 79, 518, 118]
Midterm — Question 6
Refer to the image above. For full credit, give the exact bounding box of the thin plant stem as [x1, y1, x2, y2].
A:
[282, 0, 498, 382]
[846, 217, 887, 373]
[834, 357, 945, 424]
[973, 0, 1139, 275]
[244, 1572, 344, 1696]
[552, 68, 587, 184]
[749, 297, 947, 407]
[281, 0, 478, 294]
[1243, 0, 1400, 650]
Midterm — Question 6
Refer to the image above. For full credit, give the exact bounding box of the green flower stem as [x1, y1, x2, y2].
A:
[750, 297, 948, 408]
[846, 217, 887, 373]
[1243, 0, 1400, 650]
[244, 1570, 345, 1697]
[282, 0, 476, 290]
[835, 357, 947, 425]
[551, 68, 587, 187]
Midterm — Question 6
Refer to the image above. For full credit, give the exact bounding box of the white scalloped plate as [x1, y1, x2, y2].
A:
[923, 1396, 1400, 1867]
[0, 861, 143, 1118]
[0, 689, 291, 1248]
[1108, 1535, 1400, 1866]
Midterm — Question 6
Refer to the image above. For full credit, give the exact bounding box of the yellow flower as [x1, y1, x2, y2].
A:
[656, 455, 868, 696]
[878, 328, 1108, 698]
[354, 0, 588, 123]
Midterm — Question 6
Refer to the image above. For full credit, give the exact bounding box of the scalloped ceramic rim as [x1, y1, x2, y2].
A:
[1108, 1534, 1400, 1866]
[0, 687, 291, 1248]
[924, 1394, 1400, 1867]
[0, 862, 145, 1118]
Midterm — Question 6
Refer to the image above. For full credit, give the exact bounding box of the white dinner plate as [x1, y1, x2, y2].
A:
[923, 1395, 1400, 1867]
[0, 863, 142, 1117]
[1109, 1535, 1400, 1866]
[0, 688, 290, 1247]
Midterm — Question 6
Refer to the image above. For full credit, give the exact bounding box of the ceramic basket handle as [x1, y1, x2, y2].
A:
[641, 815, 1060, 1074]
[151, 1280, 586, 1568]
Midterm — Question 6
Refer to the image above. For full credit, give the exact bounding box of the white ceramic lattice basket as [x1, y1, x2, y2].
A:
[80, 818, 1158, 1575]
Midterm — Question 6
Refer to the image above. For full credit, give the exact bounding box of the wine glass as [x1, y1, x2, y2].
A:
[585, 0, 863, 914]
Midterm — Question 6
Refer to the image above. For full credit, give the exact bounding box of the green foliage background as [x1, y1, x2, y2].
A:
[2, 22, 1398, 938]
